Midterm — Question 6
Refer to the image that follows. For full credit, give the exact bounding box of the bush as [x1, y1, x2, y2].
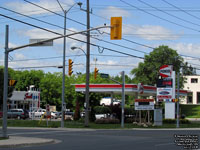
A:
[125, 118, 135, 123]
[94, 106, 111, 114]
[163, 119, 190, 124]
[95, 118, 120, 124]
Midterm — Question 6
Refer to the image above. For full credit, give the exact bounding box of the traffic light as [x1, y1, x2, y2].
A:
[9, 79, 17, 86]
[94, 67, 99, 79]
[68, 59, 73, 76]
[110, 17, 122, 40]
[172, 99, 178, 102]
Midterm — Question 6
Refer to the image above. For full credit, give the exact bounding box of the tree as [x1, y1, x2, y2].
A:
[39, 72, 62, 109]
[131, 45, 195, 88]
[0, 66, 15, 110]
[13, 70, 44, 91]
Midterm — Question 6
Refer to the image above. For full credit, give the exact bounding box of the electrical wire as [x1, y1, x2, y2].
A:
[24, 0, 155, 50]
[12, 63, 137, 70]
[0, 6, 148, 55]
[2, 3, 200, 65]
[162, 0, 200, 21]
[138, 0, 200, 28]
[120, 0, 200, 32]
[0, 13, 144, 60]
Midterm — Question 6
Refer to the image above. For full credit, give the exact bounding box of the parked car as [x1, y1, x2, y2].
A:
[100, 97, 121, 106]
[0, 111, 3, 118]
[65, 111, 74, 120]
[30, 109, 46, 118]
[95, 114, 110, 119]
[51, 111, 58, 119]
[7, 109, 29, 119]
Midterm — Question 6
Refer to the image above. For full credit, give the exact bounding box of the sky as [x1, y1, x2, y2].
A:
[1, 0, 200, 77]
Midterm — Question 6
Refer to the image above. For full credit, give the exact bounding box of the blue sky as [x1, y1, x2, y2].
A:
[1, 0, 200, 77]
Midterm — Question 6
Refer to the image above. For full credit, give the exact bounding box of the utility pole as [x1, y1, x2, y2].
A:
[121, 71, 125, 128]
[61, 9, 67, 128]
[2, 25, 9, 138]
[85, 0, 90, 127]
[177, 72, 180, 128]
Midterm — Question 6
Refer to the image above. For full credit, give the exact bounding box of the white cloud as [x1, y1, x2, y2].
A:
[99, 6, 131, 19]
[123, 24, 178, 40]
[5, 0, 75, 16]
[8, 53, 62, 69]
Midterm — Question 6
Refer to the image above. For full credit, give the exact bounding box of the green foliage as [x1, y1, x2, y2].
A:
[94, 106, 111, 114]
[0, 67, 15, 109]
[13, 70, 44, 91]
[131, 45, 195, 88]
[180, 104, 200, 118]
[39, 72, 62, 108]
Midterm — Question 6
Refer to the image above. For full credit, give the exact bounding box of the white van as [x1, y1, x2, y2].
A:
[100, 97, 121, 106]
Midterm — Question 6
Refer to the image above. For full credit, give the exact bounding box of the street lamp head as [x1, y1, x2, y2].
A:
[71, 46, 78, 50]
[77, 2, 82, 8]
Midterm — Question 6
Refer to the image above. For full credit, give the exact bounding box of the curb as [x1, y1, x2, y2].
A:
[0, 136, 57, 148]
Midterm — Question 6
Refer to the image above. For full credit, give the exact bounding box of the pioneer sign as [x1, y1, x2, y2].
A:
[159, 65, 173, 78]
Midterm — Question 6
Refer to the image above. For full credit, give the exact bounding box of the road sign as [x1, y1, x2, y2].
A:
[100, 73, 109, 78]
[29, 39, 53, 46]
[159, 65, 173, 78]
[135, 99, 154, 110]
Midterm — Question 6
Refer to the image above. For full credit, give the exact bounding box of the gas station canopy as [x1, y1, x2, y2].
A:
[74, 84, 188, 97]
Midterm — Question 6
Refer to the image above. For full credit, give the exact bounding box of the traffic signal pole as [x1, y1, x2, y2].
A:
[2, 25, 9, 138]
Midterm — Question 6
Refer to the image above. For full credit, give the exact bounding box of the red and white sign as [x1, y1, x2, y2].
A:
[159, 65, 173, 78]
[157, 88, 173, 99]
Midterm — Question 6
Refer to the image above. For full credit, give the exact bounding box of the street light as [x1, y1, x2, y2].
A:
[56, 0, 78, 128]
[71, 46, 90, 127]
[71, 46, 86, 55]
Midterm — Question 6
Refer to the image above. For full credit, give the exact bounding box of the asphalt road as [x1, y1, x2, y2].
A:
[0, 127, 199, 150]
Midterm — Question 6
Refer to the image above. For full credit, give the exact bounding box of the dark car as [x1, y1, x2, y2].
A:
[7, 109, 29, 119]
[0, 111, 2, 118]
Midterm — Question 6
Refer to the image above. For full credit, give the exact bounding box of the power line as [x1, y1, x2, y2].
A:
[24, 0, 87, 26]
[162, 0, 200, 21]
[3, 54, 130, 62]
[24, 0, 155, 50]
[138, 0, 200, 28]
[2, 4, 200, 62]
[120, 0, 200, 32]
[0, 13, 144, 60]
[1, 6, 148, 55]
[12, 63, 137, 70]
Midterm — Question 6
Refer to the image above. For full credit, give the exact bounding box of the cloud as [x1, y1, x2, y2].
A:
[5, 0, 75, 16]
[99, 6, 131, 19]
[123, 24, 178, 40]
[8, 53, 62, 70]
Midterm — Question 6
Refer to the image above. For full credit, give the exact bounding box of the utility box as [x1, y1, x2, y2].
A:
[154, 109, 163, 126]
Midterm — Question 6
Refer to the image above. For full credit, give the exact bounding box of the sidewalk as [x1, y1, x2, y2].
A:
[0, 136, 55, 148]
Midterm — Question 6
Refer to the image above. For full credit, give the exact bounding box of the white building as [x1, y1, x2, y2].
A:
[9, 85, 40, 111]
[182, 75, 200, 104]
